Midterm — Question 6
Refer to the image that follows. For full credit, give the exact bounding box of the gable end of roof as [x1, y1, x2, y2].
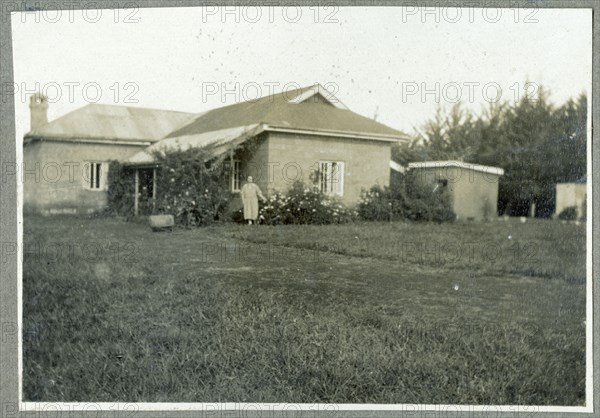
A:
[287, 84, 348, 110]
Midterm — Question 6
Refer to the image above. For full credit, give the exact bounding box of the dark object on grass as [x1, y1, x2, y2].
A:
[230, 209, 245, 224]
[149, 214, 175, 231]
[558, 206, 578, 221]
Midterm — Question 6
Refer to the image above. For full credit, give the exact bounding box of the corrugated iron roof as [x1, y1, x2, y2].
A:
[25, 84, 409, 145]
[25, 103, 199, 142]
[167, 84, 408, 140]
[408, 161, 504, 176]
[127, 124, 264, 165]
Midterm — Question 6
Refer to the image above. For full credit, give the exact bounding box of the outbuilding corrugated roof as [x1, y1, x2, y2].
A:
[25, 103, 199, 142]
[408, 161, 505, 176]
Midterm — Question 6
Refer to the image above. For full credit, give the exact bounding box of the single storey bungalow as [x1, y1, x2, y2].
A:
[23, 85, 409, 215]
[407, 161, 505, 221]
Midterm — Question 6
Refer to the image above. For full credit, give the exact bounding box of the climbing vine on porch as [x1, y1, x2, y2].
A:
[106, 148, 234, 226]
[106, 161, 135, 216]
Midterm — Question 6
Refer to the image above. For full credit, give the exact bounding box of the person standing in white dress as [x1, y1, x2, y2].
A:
[241, 176, 265, 224]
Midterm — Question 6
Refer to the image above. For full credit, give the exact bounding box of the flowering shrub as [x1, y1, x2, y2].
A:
[107, 148, 232, 226]
[152, 149, 232, 226]
[257, 181, 355, 225]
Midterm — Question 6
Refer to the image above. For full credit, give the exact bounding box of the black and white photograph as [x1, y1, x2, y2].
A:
[0, 2, 597, 416]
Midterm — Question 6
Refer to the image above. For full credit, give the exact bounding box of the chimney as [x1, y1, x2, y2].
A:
[29, 93, 49, 131]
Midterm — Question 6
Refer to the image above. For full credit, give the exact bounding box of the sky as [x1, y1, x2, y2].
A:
[11, 6, 592, 143]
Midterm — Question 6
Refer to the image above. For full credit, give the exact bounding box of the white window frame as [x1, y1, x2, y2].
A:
[318, 161, 344, 196]
[83, 161, 108, 191]
[230, 160, 241, 192]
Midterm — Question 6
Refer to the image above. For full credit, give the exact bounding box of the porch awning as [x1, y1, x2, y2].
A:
[126, 124, 264, 166]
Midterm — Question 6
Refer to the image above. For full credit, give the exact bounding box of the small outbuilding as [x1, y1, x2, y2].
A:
[555, 182, 587, 220]
[407, 161, 504, 221]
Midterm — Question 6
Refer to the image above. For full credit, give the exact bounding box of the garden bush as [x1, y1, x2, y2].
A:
[558, 206, 578, 221]
[357, 185, 408, 221]
[105, 161, 135, 217]
[403, 172, 455, 222]
[358, 173, 455, 223]
[107, 148, 232, 227]
[256, 181, 355, 225]
[153, 149, 233, 226]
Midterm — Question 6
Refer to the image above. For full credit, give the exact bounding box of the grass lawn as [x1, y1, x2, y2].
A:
[23, 216, 586, 405]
